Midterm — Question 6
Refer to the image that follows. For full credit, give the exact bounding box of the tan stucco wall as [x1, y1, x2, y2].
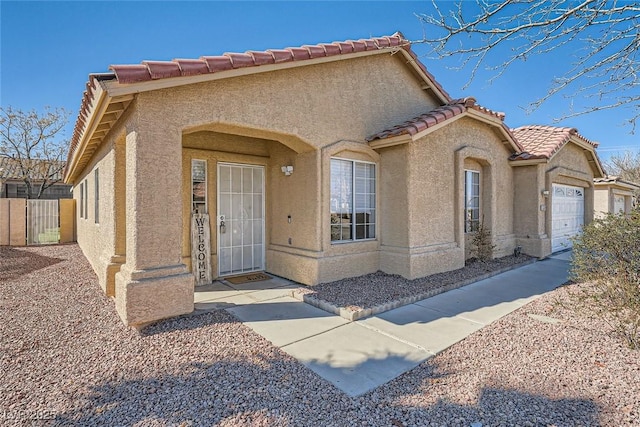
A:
[147, 53, 437, 286]
[59, 199, 76, 243]
[0, 199, 8, 246]
[513, 142, 596, 258]
[73, 121, 124, 297]
[140, 54, 439, 152]
[379, 117, 516, 279]
[594, 186, 610, 218]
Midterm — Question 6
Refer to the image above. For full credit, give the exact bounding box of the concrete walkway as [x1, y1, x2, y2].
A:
[195, 252, 571, 397]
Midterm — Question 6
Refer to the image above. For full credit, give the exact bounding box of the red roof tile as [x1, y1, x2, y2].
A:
[594, 175, 640, 188]
[174, 59, 209, 76]
[509, 125, 599, 161]
[366, 97, 511, 143]
[109, 33, 413, 85]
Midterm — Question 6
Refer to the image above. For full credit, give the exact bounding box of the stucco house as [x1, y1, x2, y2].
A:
[64, 33, 604, 326]
[594, 176, 639, 217]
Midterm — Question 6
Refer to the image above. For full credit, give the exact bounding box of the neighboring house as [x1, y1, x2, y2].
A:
[594, 176, 639, 217]
[0, 156, 72, 199]
[64, 32, 604, 326]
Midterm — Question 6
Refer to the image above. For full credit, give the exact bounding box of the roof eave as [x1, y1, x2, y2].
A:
[568, 135, 605, 179]
[395, 48, 450, 104]
[103, 47, 406, 99]
[594, 179, 640, 191]
[368, 133, 413, 149]
[465, 109, 521, 153]
[64, 86, 134, 183]
[509, 158, 548, 166]
[64, 83, 110, 183]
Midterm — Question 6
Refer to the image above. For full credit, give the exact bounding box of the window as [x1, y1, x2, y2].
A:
[94, 169, 99, 223]
[464, 170, 480, 233]
[191, 159, 207, 213]
[83, 179, 88, 220]
[330, 158, 376, 242]
[79, 182, 84, 219]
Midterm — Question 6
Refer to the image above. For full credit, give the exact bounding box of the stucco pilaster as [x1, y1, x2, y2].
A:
[513, 163, 550, 257]
[114, 113, 193, 327]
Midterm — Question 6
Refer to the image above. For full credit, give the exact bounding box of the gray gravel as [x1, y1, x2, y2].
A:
[298, 255, 534, 310]
[1, 244, 638, 426]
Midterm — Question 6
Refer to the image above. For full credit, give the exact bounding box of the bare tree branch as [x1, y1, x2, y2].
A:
[0, 107, 69, 199]
[416, 0, 640, 130]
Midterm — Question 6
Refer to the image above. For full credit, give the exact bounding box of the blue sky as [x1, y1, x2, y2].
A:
[1, 1, 638, 162]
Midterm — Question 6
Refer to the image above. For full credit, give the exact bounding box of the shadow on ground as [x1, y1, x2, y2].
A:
[0, 246, 63, 282]
[52, 313, 601, 427]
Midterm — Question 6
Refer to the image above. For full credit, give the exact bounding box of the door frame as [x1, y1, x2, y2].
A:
[216, 162, 266, 277]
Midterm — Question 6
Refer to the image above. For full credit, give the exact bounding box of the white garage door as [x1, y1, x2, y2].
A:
[551, 184, 584, 252]
[613, 195, 625, 214]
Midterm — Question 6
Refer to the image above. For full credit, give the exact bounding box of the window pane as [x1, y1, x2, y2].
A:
[192, 160, 207, 213]
[192, 161, 206, 182]
[331, 159, 375, 241]
[465, 170, 480, 233]
[330, 159, 353, 241]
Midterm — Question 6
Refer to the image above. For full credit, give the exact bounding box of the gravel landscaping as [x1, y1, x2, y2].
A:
[296, 254, 534, 311]
[1, 244, 638, 426]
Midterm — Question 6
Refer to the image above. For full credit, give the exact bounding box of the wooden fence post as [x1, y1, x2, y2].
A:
[9, 198, 26, 246]
[0, 199, 9, 245]
[59, 199, 76, 243]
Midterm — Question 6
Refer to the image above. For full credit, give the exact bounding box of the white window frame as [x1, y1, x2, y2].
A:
[464, 169, 480, 233]
[83, 179, 88, 221]
[79, 182, 84, 219]
[330, 157, 376, 243]
[94, 169, 99, 224]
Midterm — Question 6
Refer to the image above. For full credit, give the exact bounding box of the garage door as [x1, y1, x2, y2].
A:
[613, 195, 625, 214]
[551, 184, 584, 252]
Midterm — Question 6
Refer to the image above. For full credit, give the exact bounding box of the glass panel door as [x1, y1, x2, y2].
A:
[217, 163, 264, 276]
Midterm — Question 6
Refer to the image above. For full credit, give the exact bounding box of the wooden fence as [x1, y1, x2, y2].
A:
[0, 198, 75, 246]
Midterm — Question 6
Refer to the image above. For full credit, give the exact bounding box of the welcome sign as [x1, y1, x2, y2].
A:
[191, 212, 212, 286]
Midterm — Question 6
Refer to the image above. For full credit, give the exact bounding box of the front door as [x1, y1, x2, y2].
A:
[217, 163, 265, 276]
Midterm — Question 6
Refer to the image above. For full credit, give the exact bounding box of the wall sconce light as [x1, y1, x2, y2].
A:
[281, 165, 293, 176]
[541, 190, 550, 197]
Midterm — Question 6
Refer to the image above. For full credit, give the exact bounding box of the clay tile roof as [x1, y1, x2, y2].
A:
[174, 59, 209, 76]
[303, 44, 326, 59]
[366, 97, 508, 142]
[201, 55, 234, 72]
[108, 33, 411, 85]
[143, 61, 182, 79]
[319, 43, 341, 56]
[594, 175, 640, 188]
[267, 49, 294, 63]
[247, 51, 275, 66]
[287, 46, 312, 61]
[109, 64, 150, 84]
[224, 52, 256, 68]
[509, 125, 599, 161]
[334, 41, 355, 54]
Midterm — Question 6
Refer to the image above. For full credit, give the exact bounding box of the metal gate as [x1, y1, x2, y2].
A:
[27, 200, 59, 245]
